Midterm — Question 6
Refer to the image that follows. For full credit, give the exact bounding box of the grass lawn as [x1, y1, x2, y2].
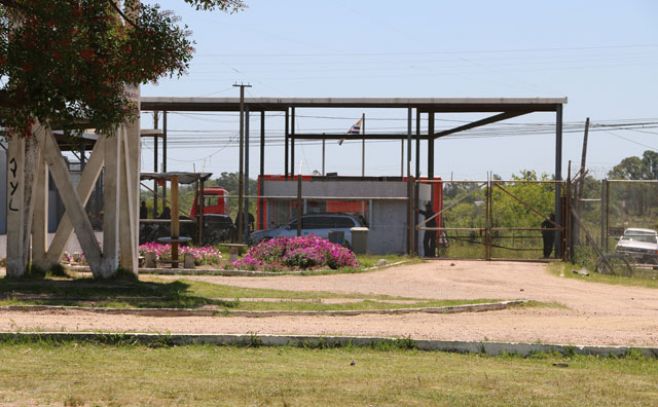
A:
[0, 276, 502, 312]
[549, 262, 658, 289]
[0, 342, 655, 406]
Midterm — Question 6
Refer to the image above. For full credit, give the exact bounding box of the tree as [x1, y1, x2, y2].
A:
[0, 0, 245, 278]
[608, 150, 658, 180]
[0, 0, 244, 132]
[607, 150, 658, 227]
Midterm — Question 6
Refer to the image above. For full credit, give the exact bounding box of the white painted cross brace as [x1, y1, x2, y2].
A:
[38, 128, 105, 276]
[44, 136, 106, 265]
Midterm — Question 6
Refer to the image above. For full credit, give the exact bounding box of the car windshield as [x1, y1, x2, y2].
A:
[623, 231, 657, 244]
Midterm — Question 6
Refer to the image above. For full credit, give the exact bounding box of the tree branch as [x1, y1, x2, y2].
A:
[0, 0, 35, 14]
[107, 0, 138, 29]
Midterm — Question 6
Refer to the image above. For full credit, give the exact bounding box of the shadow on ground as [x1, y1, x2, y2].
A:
[0, 277, 238, 309]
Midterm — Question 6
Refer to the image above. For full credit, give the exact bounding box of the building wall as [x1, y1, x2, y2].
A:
[261, 178, 432, 254]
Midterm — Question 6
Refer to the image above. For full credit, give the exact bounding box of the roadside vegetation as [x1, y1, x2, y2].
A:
[0, 342, 655, 406]
[0, 275, 500, 312]
[138, 239, 413, 274]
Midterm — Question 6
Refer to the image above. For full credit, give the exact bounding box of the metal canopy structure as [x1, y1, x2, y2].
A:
[140, 96, 567, 255]
[140, 172, 212, 185]
[140, 96, 566, 180]
[141, 96, 565, 112]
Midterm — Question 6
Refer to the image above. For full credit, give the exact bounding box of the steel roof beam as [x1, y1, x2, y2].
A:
[433, 110, 533, 139]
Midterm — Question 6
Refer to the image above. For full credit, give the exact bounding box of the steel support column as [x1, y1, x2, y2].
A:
[244, 107, 250, 244]
[415, 110, 421, 255]
[406, 108, 414, 255]
[428, 112, 435, 179]
[554, 105, 563, 258]
[284, 108, 289, 177]
[415, 110, 421, 179]
[259, 111, 265, 231]
[153, 111, 159, 218]
[290, 107, 296, 176]
[162, 111, 168, 207]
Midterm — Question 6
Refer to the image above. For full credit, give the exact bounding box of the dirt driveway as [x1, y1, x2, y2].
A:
[1, 261, 657, 347]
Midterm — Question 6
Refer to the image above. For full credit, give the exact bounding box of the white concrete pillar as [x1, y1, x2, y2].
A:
[6, 135, 26, 277]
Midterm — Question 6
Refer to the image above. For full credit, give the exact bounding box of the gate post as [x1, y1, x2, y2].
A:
[485, 178, 492, 260]
[407, 176, 416, 255]
[600, 179, 609, 252]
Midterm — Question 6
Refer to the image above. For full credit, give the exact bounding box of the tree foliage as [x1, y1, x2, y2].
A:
[608, 150, 658, 180]
[0, 0, 245, 134]
[443, 170, 555, 230]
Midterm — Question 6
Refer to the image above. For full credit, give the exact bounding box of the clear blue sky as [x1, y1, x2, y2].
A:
[141, 0, 658, 180]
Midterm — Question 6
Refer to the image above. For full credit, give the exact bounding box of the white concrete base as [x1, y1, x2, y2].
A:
[1, 332, 656, 358]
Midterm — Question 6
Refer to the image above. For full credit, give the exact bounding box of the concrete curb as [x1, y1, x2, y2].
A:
[0, 300, 526, 318]
[65, 260, 414, 277]
[0, 331, 655, 358]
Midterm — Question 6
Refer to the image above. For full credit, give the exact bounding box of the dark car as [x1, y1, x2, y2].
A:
[201, 214, 237, 244]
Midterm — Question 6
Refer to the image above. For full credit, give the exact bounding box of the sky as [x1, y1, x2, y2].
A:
[140, 0, 658, 181]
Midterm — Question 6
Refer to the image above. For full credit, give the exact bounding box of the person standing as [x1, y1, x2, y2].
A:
[419, 201, 437, 258]
[140, 201, 148, 219]
[541, 213, 556, 258]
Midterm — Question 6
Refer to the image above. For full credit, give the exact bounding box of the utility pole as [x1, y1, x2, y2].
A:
[234, 83, 252, 243]
[574, 117, 590, 247]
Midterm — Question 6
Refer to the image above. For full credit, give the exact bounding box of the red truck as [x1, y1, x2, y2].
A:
[190, 187, 229, 217]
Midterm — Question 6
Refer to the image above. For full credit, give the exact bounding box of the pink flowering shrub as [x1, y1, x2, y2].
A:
[233, 235, 359, 270]
[63, 252, 86, 265]
[139, 243, 222, 265]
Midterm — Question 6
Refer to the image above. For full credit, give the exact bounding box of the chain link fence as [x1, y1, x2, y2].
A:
[572, 179, 658, 277]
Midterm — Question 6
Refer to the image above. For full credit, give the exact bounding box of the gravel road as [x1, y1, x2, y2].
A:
[1, 260, 656, 346]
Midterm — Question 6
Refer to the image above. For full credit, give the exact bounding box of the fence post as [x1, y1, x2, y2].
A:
[600, 179, 609, 252]
[565, 174, 572, 262]
[484, 176, 486, 260]
[296, 174, 303, 237]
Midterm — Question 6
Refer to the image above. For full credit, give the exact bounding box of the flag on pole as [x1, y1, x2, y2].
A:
[339, 118, 363, 145]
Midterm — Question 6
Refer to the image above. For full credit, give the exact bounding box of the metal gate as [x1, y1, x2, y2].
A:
[416, 178, 566, 260]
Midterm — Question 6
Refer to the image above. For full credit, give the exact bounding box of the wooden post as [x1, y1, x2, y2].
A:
[171, 175, 180, 268]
